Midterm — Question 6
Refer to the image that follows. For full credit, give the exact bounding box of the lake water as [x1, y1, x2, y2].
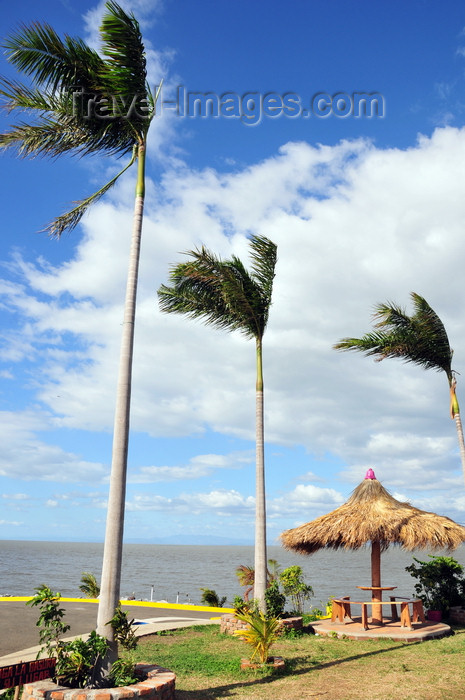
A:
[1, 540, 465, 609]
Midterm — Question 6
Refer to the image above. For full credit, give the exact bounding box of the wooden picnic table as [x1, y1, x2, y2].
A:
[331, 592, 425, 631]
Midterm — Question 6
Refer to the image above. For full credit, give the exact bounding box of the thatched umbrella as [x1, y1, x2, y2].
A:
[281, 469, 465, 622]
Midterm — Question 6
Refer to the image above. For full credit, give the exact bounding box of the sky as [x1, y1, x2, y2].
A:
[2, 0, 465, 545]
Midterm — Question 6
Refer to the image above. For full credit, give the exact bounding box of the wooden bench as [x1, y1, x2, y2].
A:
[331, 596, 425, 630]
[389, 595, 425, 628]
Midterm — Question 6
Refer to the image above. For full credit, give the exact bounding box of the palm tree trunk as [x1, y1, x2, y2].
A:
[254, 337, 267, 612]
[453, 413, 465, 484]
[96, 143, 146, 665]
[449, 380, 465, 484]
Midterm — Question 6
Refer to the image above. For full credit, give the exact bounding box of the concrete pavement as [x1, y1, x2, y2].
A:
[0, 598, 230, 666]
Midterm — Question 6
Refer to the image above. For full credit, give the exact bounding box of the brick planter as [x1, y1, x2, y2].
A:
[240, 656, 285, 670]
[220, 614, 249, 634]
[279, 616, 303, 632]
[221, 613, 303, 635]
[449, 606, 465, 624]
[21, 664, 175, 700]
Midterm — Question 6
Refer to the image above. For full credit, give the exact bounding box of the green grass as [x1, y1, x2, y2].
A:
[134, 623, 465, 700]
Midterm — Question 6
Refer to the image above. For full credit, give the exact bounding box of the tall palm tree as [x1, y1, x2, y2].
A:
[334, 292, 465, 482]
[0, 2, 160, 661]
[158, 235, 277, 610]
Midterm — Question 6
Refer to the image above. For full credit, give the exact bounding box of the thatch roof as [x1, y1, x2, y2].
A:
[281, 471, 465, 555]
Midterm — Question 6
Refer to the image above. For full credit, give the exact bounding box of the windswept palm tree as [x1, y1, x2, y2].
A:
[0, 2, 160, 663]
[80, 572, 101, 598]
[235, 564, 255, 601]
[158, 235, 277, 611]
[334, 292, 465, 482]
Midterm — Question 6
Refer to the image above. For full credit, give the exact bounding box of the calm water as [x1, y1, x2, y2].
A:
[1, 540, 465, 608]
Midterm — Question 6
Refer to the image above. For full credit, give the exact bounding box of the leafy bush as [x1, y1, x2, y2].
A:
[406, 555, 465, 615]
[26, 584, 70, 659]
[57, 632, 108, 688]
[265, 580, 286, 617]
[26, 584, 141, 688]
[109, 655, 139, 686]
[279, 566, 314, 615]
[106, 605, 137, 651]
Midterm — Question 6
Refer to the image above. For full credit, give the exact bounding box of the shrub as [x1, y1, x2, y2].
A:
[406, 555, 465, 615]
[279, 566, 314, 615]
[265, 580, 286, 617]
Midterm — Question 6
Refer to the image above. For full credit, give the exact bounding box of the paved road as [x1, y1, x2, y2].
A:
[0, 601, 218, 661]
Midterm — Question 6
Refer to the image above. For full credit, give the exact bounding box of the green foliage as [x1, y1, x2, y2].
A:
[334, 292, 454, 381]
[108, 654, 139, 686]
[0, 1, 157, 237]
[264, 580, 286, 618]
[233, 608, 282, 664]
[25, 584, 110, 688]
[406, 555, 465, 615]
[235, 564, 255, 601]
[106, 605, 138, 651]
[233, 595, 246, 610]
[158, 235, 277, 343]
[79, 572, 100, 598]
[26, 584, 71, 658]
[279, 566, 314, 615]
[2, 687, 22, 700]
[200, 588, 227, 607]
[267, 559, 281, 583]
[56, 631, 108, 688]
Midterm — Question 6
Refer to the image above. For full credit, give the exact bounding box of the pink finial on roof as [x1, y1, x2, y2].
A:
[365, 468, 376, 480]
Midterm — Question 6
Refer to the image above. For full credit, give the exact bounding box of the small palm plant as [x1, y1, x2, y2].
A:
[200, 588, 227, 607]
[334, 292, 465, 482]
[79, 572, 100, 598]
[233, 608, 282, 664]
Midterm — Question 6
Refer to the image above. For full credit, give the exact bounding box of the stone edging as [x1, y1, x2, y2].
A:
[21, 663, 175, 700]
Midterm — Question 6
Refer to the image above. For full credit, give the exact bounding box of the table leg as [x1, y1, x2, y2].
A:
[390, 596, 399, 621]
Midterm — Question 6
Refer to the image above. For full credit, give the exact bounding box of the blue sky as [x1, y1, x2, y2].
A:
[2, 0, 465, 544]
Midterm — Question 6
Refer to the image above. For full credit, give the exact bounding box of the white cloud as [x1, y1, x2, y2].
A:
[0, 410, 108, 482]
[4, 126, 465, 529]
[130, 450, 253, 482]
[127, 488, 255, 513]
[270, 484, 344, 516]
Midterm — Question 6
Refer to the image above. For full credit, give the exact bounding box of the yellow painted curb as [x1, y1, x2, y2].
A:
[0, 596, 234, 614]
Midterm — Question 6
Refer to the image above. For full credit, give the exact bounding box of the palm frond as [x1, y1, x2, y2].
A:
[334, 292, 454, 379]
[373, 301, 411, 330]
[158, 237, 277, 342]
[333, 332, 409, 361]
[46, 146, 137, 237]
[0, 77, 56, 112]
[248, 234, 277, 305]
[3, 21, 103, 94]
[100, 1, 148, 99]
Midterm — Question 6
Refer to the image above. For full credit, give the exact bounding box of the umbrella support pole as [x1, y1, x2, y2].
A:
[371, 541, 383, 624]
